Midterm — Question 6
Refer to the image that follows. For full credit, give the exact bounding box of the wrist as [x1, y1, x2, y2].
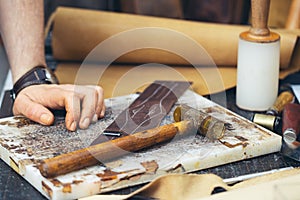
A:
[10, 66, 59, 100]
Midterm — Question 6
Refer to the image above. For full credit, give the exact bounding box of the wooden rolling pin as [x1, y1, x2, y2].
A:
[38, 120, 194, 178]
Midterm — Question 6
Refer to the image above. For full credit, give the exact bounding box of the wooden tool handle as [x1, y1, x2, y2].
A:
[38, 121, 193, 178]
[268, 91, 294, 115]
[250, 0, 271, 36]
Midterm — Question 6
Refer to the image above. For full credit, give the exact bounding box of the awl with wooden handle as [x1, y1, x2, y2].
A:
[38, 120, 194, 178]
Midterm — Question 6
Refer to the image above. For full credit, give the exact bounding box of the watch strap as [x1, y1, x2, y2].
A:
[0, 66, 58, 117]
[0, 90, 14, 118]
[11, 66, 58, 100]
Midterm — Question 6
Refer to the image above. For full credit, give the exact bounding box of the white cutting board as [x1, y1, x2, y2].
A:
[0, 90, 281, 200]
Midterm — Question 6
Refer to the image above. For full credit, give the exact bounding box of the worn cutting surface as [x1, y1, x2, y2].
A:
[0, 90, 281, 200]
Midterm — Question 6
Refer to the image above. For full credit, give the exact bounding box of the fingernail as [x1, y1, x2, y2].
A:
[92, 114, 98, 123]
[70, 121, 77, 131]
[40, 114, 52, 125]
[100, 109, 105, 118]
[80, 118, 90, 129]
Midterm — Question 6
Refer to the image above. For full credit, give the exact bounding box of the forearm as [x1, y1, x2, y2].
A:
[0, 0, 46, 83]
[0, 1, 105, 131]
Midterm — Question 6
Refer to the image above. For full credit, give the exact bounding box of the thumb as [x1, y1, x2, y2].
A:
[13, 94, 54, 125]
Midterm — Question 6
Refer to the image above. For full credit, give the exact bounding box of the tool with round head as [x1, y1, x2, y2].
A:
[173, 104, 225, 140]
[236, 0, 280, 111]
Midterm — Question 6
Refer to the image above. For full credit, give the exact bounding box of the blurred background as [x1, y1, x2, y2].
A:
[43, 0, 293, 28]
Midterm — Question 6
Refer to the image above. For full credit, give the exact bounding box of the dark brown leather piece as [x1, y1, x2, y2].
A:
[91, 81, 191, 145]
[44, 0, 250, 25]
[182, 0, 250, 24]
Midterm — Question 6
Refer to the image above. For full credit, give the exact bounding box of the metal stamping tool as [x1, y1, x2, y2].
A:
[252, 90, 294, 131]
[173, 104, 225, 140]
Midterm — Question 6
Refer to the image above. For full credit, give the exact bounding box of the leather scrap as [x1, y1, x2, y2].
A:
[91, 80, 191, 145]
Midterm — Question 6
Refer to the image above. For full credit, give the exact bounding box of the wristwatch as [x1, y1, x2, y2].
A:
[0, 66, 59, 118]
[10, 66, 59, 100]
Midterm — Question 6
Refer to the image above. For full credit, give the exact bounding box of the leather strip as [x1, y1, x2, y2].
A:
[91, 80, 191, 145]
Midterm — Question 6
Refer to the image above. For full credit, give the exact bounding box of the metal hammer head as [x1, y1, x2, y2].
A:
[173, 104, 225, 140]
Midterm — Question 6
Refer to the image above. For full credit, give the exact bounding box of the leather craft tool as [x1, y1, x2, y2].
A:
[252, 89, 294, 131]
[38, 104, 227, 178]
[173, 104, 225, 140]
[38, 104, 228, 178]
[38, 120, 194, 178]
[91, 80, 191, 145]
[280, 103, 300, 161]
[236, 0, 280, 111]
[282, 103, 300, 147]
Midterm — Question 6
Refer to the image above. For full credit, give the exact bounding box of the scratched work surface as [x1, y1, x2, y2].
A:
[0, 90, 281, 200]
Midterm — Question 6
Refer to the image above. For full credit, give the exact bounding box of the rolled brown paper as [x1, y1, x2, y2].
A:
[38, 120, 194, 178]
[282, 103, 300, 145]
[285, 0, 300, 29]
[48, 7, 299, 69]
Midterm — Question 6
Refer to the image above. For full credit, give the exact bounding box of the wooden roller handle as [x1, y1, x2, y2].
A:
[38, 121, 193, 178]
[250, 0, 271, 36]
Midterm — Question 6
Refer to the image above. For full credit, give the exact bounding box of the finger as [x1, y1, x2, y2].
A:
[19, 85, 82, 131]
[88, 86, 105, 121]
[100, 103, 106, 118]
[64, 93, 81, 131]
[13, 93, 54, 125]
[65, 85, 105, 120]
[77, 87, 98, 129]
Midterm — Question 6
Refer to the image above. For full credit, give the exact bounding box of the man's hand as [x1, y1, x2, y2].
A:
[12, 84, 105, 131]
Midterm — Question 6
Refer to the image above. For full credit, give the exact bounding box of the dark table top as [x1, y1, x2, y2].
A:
[1, 73, 300, 200]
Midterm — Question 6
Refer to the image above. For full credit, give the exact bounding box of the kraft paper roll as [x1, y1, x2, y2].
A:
[54, 63, 238, 98]
[49, 7, 300, 69]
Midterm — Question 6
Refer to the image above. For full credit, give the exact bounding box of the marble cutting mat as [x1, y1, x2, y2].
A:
[0, 90, 281, 200]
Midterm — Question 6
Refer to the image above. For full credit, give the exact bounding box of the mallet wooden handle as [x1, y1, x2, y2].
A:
[250, 0, 270, 36]
[38, 120, 193, 178]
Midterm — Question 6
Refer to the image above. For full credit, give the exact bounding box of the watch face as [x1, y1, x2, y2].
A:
[44, 68, 59, 84]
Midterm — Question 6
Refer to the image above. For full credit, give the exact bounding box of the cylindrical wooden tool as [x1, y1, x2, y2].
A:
[38, 120, 193, 178]
[236, 0, 280, 111]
